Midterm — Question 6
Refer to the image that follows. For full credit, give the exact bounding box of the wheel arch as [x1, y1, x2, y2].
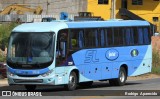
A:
[70, 69, 79, 83]
[120, 64, 128, 77]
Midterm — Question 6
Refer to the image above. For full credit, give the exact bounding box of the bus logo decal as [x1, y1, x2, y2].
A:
[84, 50, 99, 63]
[131, 49, 139, 57]
[105, 49, 119, 61]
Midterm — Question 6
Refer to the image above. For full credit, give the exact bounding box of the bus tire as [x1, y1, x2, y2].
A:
[79, 81, 93, 87]
[64, 71, 77, 91]
[25, 85, 36, 91]
[115, 67, 127, 86]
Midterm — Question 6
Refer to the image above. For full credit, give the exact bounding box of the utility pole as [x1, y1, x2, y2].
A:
[46, 0, 50, 14]
[111, 0, 116, 19]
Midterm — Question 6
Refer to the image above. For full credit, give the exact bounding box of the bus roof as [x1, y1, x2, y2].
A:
[66, 20, 150, 28]
[12, 20, 150, 33]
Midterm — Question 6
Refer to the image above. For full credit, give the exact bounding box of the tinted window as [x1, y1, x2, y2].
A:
[107, 28, 113, 46]
[84, 29, 98, 47]
[70, 29, 84, 49]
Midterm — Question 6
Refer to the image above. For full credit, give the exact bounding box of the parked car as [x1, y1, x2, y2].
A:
[0, 62, 7, 79]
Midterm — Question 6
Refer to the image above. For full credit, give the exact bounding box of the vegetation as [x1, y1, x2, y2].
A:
[152, 48, 160, 74]
[0, 22, 19, 62]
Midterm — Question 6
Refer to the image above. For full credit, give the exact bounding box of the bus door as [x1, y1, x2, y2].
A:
[55, 29, 68, 84]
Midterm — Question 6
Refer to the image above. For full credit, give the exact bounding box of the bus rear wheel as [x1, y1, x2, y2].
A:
[64, 72, 78, 91]
[109, 67, 127, 86]
[25, 85, 36, 91]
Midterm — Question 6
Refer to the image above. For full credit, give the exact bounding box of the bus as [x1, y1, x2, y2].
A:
[5, 20, 152, 91]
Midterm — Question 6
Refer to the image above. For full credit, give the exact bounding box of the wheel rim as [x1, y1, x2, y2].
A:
[120, 71, 125, 82]
[69, 75, 75, 88]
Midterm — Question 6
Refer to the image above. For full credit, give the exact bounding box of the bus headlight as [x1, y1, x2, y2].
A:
[8, 71, 14, 77]
[41, 69, 54, 77]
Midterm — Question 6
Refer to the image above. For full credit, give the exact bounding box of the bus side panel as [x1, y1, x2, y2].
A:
[101, 63, 112, 79]
[84, 64, 101, 80]
[130, 45, 152, 76]
[54, 67, 65, 85]
[130, 59, 152, 76]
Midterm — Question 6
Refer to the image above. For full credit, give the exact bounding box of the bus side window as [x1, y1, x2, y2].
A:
[143, 27, 150, 44]
[130, 28, 134, 45]
[78, 30, 84, 48]
[70, 29, 84, 49]
[119, 27, 125, 46]
[107, 28, 113, 46]
[85, 29, 98, 48]
[113, 27, 119, 46]
[133, 27, 138, 45]
[104, 29, 108, 46]
[125, 28, 131, 45]
[138, 27, 144, 44]
[100, 29, 105, 47]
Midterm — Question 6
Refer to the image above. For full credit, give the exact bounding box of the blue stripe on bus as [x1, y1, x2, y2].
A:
[8, 67, 49, 75]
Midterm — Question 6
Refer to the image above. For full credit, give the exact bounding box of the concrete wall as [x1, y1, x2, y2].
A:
[0, 0, 87, 15]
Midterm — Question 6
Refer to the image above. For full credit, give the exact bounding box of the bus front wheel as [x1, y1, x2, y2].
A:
[25, 85, 36, 91]
[64, 72, 78, 91]
[109, 67, 127, 86]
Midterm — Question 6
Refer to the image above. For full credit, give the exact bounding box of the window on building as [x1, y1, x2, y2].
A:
[153, 17, 159, 22]
[132, 0, 143, 5]
[98, 0, 109, 4]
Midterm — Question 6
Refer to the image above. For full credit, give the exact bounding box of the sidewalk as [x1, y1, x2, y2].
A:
[128, 74, 160, 81]
[0, 79, 8, 86]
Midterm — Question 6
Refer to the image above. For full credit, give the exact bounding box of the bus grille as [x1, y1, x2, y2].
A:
[17, 75, 39, 77]
[13, 79, 43, 83]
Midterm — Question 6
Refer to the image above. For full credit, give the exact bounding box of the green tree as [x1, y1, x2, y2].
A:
[0, 22, 19, 62]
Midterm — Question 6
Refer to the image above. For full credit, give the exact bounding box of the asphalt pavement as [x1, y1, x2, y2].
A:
[0, 78, 160, 99]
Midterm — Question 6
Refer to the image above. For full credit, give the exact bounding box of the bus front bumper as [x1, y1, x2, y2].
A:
[7, 75, 55, 85]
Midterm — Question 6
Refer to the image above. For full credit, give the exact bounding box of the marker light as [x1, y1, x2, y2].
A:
[8, 71, 14, 77]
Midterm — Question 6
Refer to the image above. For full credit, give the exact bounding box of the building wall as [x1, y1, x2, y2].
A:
[87, 0, 111, 19]
[127, 0, 160, 31]
[0, 0, 87, 15]
[87, 0, 160, 31]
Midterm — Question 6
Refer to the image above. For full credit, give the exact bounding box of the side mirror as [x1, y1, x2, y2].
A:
[0, 42, 5, 51]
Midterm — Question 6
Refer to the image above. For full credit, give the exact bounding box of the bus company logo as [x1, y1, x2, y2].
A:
[105, 49, 119, 61]
[131, 49, 139, 57]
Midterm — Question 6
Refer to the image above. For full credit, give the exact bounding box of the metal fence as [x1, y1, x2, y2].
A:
[0, 14, 77, 23]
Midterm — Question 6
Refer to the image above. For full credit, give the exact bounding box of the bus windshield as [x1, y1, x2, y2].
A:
[7, 32, 55, 69]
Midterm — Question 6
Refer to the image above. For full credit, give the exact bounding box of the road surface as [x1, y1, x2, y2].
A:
[0, 78, 160, 99]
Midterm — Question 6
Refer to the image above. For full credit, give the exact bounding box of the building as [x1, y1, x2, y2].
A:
[87, 0, 160, 31]
[0, 0, 87, 15]
[0, 0, 160, 31]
